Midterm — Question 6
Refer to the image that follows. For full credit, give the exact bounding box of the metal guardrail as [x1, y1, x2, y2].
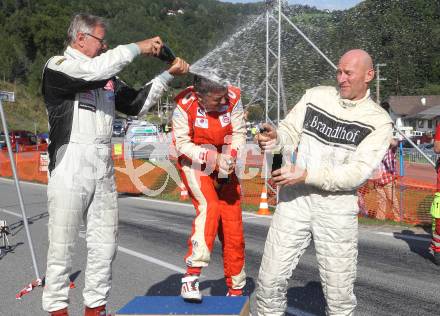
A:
[400, 148, 439, 165]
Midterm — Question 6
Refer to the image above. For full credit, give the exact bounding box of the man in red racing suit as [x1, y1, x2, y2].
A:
[172, 75, 246, 301]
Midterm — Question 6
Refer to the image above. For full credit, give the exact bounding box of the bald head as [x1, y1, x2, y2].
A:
[340, 49, 373, 70]
[336, 49, 375, 101]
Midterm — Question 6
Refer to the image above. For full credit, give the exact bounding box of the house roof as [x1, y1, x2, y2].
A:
[406, 105, 440, 119]
[387, 95, 440, 116]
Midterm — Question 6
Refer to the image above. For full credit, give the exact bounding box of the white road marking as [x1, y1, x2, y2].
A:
[0, 208, 24, 218]
[0, 177, 46, 188]
[117, 246, 186, 274]
[80, 232, 186, 274]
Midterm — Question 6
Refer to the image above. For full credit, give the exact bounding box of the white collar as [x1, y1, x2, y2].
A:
[64, 46, 91, 61]
[339, 89, 371, 108]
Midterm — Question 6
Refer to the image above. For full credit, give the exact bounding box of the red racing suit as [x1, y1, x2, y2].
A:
[172, 85, 246, 290]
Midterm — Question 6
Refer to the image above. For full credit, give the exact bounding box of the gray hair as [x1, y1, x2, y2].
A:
[67, 13, 107, 45]
[193, 75, 227, 95]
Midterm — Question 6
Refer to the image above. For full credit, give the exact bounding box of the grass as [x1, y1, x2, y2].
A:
[0, 82, 48, 132]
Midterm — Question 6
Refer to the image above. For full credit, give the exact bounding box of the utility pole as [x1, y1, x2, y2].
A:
[376, 63, 387, 105]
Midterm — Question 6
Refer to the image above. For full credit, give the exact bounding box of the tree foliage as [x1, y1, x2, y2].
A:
[0, 0, 438, 130]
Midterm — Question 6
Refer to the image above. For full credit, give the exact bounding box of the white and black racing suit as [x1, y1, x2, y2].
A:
[256, 86, 393, 316]
[41, 44, 172, 312]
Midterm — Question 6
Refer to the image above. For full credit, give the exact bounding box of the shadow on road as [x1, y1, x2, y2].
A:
[145, 273, 256, 297]
[0, 242, 23, 260]
[287, 281, 326, 316]
[8, 211, 49, 236]
[393, 229, 435, 263]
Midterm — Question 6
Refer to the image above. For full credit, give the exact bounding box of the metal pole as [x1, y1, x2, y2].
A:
[376, 63, 386, 104]
[399, 141, 404, 221]
[265, 8, 270, 124]
[399, 141, 404, 176]
[280, 11, 337, 70]
[0, 99, 41, 281]
[277, 0, 282, 124]
[263, 4, 270, 185]
[376, 66, 380, 104]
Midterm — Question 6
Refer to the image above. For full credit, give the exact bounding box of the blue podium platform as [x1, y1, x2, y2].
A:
[116, 296, 249, 316]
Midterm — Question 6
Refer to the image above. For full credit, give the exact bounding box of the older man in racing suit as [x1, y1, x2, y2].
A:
[42, 13, 189, 316]
[256, 49, 393, 315]
[172, 75, 246, 302]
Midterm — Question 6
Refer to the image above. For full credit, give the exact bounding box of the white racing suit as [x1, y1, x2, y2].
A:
[256, 87, 393, 316]
[42, 45, 172, 312]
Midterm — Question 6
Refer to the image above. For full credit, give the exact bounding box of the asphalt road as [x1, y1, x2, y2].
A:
[0, 177, 439, 316]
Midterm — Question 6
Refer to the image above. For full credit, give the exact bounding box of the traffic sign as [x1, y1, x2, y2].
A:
[0, 91, 15, 102]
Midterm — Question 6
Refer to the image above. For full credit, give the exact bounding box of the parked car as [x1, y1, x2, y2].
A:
[112, 121, 125, 137]
[37, 133, 49, 144]
[1, 130, 49, 152]
[125, 124, 159, 145]
[6, 130, 37, 145]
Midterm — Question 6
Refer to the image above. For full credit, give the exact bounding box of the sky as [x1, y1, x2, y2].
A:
[219, 0, 363, 11]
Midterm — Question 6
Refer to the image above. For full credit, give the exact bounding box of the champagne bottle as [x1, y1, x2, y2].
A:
[157, 44, 176, 64]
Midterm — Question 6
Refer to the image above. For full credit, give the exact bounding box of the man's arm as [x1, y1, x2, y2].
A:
[114, 72, 173, 116]
[256, 92, 308, 152]
[43, 44, 141, 98]
[230, 99, 246, 152]
[305, 121, 393, 191]
[115, 57, 189, 116]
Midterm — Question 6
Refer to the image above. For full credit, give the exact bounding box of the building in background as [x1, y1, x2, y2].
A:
[387, 95, 440, 134]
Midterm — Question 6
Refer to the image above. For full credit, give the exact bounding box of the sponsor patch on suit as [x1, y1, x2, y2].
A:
[78, 103, 96, 112]
[197, 106, 206, 117]
[219, 112, 231, 127]
[105, 91, 115, 102]
[104, 80, 115, 101]
[195, 117, 208, 129]
[302, 103, 373, 149]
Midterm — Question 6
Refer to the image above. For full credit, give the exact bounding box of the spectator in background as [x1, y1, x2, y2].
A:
[374, 138, 400, 221]
[430, 124, 440, 265]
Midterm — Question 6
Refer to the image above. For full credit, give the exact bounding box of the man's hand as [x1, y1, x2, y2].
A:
[217, 153, 236, 175]
[271, 164, 307, 186]
[136, 36, 163, 56]
[255, 123, 278, 152]
[168, 57, 190, 76]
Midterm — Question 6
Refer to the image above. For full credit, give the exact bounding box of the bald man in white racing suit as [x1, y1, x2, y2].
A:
[256, 50, 393, 315]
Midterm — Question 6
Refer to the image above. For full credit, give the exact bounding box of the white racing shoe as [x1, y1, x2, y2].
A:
[181, 275, 202, 302]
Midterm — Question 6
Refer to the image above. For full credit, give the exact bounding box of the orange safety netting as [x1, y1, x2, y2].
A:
[0, 146, 435, 225]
